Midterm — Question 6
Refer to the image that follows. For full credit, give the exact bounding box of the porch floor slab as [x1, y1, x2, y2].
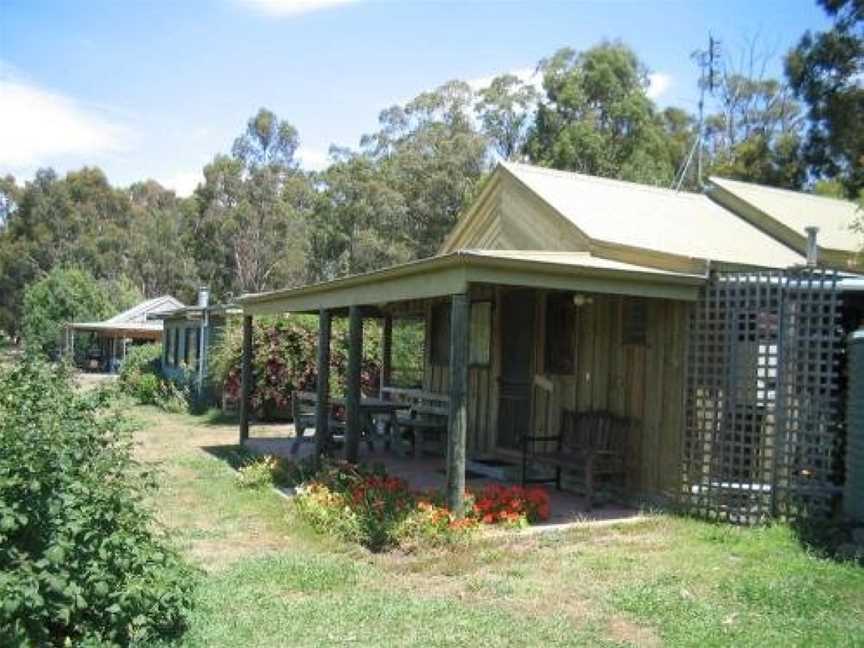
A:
[245, 429, 640, 527]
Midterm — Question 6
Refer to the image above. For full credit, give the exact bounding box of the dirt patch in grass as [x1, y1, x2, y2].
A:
[607, 617, 661, 647]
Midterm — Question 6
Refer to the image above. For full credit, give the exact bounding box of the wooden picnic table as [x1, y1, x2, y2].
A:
[292, 389, 447, 457]
[326, 395, 410, 450]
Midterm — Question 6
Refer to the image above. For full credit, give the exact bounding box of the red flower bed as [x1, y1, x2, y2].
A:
[472, 484, 551, 525]
[294, 462, 552, 550]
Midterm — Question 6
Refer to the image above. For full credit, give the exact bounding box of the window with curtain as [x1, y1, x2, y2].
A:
[545, 292, 576, 374]
[172, 328, 180, 367]
[183, 327, 192, 366]
[191, 327, 201, 371]
[623, 298, 648, 346]
[164, 330, 171, 366]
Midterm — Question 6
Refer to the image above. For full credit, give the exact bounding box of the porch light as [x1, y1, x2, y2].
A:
[572, 294, 593, 307]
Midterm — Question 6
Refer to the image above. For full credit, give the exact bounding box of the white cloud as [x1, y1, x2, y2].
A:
[297, 146, 330, 171]
[234, 0, 358, 17]
[646, 72, 672, 100]
[0, 75, 129, 172]
[162, 170, 203, 197]
[467, 66, 542, 94]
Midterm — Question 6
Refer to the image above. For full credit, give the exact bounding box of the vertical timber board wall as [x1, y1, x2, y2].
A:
[422, 287, 498, 457]
[420, 286, 690, 490]
[424, 300, 448, 394]
[566, 295, 689, 498]
[469, 285, 496, 455]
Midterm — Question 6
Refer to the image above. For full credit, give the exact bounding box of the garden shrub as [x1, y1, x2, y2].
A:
[0, 359, 195, 646]
[118, 343, 190, 413]
[211, 315, 382, 420]
[118, 343, 162, 401]
[234, 454, 317, 490]
[22, 267, 141, 359]
[236, 456, 279, 489]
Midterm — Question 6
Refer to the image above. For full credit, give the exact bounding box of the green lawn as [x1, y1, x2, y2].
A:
[134, 406, 864, 647]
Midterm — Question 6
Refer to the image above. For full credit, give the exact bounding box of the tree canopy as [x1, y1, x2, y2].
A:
[525, 43, 680, 185]
[786, 0, 864, 197]
[22, 267, 141, 357]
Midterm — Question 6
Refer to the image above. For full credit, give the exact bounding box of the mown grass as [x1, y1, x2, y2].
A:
[134, 406, 864, 647]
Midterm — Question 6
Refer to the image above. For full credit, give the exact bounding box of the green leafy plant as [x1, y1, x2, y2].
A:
[211, 315, 382, 421]
[22, 266, 141, 359]
[235, 455, 281, 489]
[118, 343, 191, 413]
[154, 376, 191, 413]
[118, 343, 162, 398]
[0, 359, 195, 646]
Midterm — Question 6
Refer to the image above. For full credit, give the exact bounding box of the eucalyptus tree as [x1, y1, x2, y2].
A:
[126, 180, 200, 301]
[362, 80, 489, 259]
[703, 74, 805, 189]
[306, 148, 410, 282]
[232, 107, 300, 171]
[475, 73, 539, 160]
[525, 43, 677, 185]
[786, 0, 864, 197]
[194, 108, 314, 297]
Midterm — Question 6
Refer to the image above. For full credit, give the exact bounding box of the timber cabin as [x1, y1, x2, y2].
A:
[150, 288, 241, 407]
[237, 162, 864, 522]
[66, 295, 184, 373]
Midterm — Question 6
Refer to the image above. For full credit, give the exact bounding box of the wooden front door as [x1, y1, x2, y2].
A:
[497, 289, 536, 450]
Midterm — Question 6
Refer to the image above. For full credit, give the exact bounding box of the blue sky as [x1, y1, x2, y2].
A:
[0, 0, 832, 195]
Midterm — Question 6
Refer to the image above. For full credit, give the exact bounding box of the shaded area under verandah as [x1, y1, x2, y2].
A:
[65, 321, 162, 373]
[236, 249, 704, 516]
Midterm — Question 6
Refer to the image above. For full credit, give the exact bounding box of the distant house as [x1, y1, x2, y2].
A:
[237, 162, 864, 522]
[66, 295, 184, 373]
[149, 288, 240, 404]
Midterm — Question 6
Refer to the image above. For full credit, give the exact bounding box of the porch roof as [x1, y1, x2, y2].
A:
[239, 249, 706, 315]
[67, 294, 184, 338]
[147, 303, 242, 321]
[66, 321, 163, 339]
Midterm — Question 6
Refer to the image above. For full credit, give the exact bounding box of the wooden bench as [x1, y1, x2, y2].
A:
[522, 409, 635, 510]
[380, 386, 422, 404]
[290, 390, 347, 454]
[382, 388, 449, 458]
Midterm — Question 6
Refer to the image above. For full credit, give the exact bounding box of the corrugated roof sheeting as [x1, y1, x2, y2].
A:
[70, 295, 184, 336]
[710, 176, 862, 253]
[503, 162, 806, 269]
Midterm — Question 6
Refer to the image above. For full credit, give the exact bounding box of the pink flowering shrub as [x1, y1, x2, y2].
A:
[215, 315, 380, 420]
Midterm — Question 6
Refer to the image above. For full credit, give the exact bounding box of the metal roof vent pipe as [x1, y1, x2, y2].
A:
[806, 226, 820, 268]
[197, 287, 210, 308]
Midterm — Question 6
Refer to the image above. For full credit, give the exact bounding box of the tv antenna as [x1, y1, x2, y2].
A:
[672, 33, 721, 191]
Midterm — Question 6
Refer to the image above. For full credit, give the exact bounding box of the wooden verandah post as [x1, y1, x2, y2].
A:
[239, 314, 253, 445]
[380, 313, 392, 397]
[345, 305, 363, 463]
[446, 293, 470, 516]
[314, 308, 332, 463]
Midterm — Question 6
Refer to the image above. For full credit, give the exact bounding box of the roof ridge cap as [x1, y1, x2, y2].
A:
[505, 162, 707, 201]
[710, 175, 858, 207]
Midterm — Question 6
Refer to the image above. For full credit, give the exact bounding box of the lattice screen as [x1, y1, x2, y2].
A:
[682, 269, 842, 523]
